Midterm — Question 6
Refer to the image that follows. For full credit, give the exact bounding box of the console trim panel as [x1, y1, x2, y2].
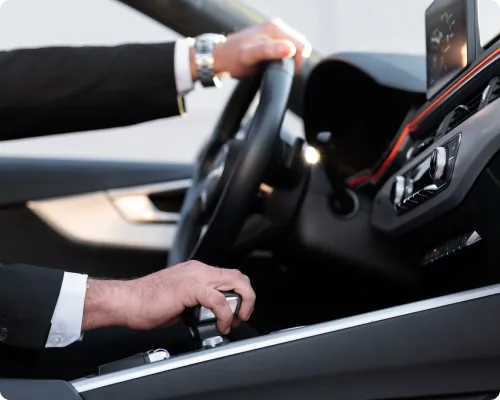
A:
[349, 49, 500, 187]
[72, 283, 500, 393]
[372, 92, 500, 235]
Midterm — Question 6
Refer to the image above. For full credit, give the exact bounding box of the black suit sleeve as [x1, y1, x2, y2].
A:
[0, 42, 184, 141]
[0, 264, 64, 350]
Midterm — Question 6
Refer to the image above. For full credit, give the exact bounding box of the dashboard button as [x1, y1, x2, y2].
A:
[393, 176, 405, 205]
[429, 147, 447, 180]
[405, 179, 414, 198]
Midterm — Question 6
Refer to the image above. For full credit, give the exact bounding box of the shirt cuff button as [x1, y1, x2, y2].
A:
[52, 335, 62, 345]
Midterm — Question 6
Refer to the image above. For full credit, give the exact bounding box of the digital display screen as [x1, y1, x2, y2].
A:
[426, 0, 469, 96]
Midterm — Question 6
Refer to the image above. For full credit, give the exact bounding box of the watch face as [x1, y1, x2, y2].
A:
[194, 34, 226, 87]
[197, 33, 227, 44]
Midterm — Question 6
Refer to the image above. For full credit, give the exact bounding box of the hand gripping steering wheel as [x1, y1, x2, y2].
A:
[168, 58, 295, 266]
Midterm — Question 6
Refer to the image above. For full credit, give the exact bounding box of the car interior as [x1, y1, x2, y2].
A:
[2, 0, 500, 399]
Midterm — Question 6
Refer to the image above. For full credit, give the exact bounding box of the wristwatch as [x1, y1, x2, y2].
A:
[191, 33, 227, 88]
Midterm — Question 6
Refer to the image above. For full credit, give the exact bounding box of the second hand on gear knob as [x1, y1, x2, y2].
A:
[184, 291, 242, 349]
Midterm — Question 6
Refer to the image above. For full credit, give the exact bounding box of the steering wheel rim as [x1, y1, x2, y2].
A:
[168, 58, 295, 266]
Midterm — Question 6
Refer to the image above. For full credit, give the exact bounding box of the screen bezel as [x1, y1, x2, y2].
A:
[426, 0, 480, 100]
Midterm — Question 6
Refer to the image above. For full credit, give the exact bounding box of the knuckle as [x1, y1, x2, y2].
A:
[247, 290, 257, 303]
[264, 42, 275, 57]
[265, 17, 281, 30]
[213, 292, 228, 307]
[228, 268, 243, 277]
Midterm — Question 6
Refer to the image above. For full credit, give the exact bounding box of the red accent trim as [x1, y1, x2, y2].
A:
[347, 48, 500, 187]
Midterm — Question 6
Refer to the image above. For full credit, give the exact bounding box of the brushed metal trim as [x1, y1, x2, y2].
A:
[27, 180, 192, 251]
[71, 283, 500, 393]
[108, 180, 192, 224]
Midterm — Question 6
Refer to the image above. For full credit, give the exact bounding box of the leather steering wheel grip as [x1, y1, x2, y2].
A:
[169, 58, 295, 266]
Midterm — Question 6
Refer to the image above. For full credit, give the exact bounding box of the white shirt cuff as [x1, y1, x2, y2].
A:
[174, 38, 194, 95]
[46, 272, 88, 348]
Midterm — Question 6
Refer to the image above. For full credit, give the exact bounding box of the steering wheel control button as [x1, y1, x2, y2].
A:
[0, 328, 8, 341]
[429, 147, 447, 180]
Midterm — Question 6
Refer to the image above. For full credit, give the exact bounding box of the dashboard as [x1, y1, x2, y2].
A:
[301, 0, 500, 290]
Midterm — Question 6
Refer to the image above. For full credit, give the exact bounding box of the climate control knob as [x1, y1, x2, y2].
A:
[392, 176, 406, 205]
[429, 147, 447, 180]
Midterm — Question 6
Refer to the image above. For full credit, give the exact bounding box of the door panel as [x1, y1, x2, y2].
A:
[0, 156, 192, 205]
[0, 156, 193, 278]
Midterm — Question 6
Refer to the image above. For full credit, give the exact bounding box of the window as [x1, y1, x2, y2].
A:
[0, 0, 305, 163]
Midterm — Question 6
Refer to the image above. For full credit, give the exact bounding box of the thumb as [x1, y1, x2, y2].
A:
[240, 39, 296, 67]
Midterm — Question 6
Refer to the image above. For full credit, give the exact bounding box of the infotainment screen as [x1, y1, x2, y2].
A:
[426, 0, 479, 98]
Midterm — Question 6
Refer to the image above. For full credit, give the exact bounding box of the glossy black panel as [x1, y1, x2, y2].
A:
[0, 379, 82, 400]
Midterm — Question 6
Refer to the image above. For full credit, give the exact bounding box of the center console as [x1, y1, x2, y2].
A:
[66, 284, 500, 400]
[372, 0, 500, 251]
[392, 133, 461, 214]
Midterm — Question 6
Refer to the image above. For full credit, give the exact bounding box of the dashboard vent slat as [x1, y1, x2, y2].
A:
[488, 79, 500, 104]
[446, 92, 482, 133]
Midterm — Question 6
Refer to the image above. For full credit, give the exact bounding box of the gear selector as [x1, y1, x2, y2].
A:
[184, 291, 242, 349]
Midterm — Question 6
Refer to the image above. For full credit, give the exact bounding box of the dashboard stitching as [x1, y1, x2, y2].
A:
[348, 48, 500, 187]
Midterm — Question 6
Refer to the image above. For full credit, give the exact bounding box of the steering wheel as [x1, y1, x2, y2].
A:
[168, 58, 295, 266]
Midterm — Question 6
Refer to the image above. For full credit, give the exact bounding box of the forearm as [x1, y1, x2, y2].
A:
[0, 43, 182, 141]
[81, 279, 133, 332]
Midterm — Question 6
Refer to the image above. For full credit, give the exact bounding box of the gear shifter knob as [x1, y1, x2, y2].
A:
[185, 291, 241, 326]
[184, 291, 242, 349]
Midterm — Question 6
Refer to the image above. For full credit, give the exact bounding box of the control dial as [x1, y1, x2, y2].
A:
[429, 147, 447, 180]
[392, 176, 406, 205]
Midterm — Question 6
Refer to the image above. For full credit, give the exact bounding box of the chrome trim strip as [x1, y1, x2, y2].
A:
[72, 283, 500, 393]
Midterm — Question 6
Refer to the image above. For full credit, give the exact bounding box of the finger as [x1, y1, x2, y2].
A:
[231, 317, 242, 328]
[266, 18, 312, 71]
[193, 285, 233, 334]
[268, 17, 311, 56]
[209, 268, 256, 322]
[240, 39, 296, 67]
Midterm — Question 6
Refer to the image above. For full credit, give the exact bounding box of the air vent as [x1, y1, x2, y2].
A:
[446, 91, 482, 133]
[487, 77, 500, 104]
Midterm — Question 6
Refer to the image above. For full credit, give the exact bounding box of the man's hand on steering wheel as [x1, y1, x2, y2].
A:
[207, 18, 312, 78]
[81, 261, 256, 335]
